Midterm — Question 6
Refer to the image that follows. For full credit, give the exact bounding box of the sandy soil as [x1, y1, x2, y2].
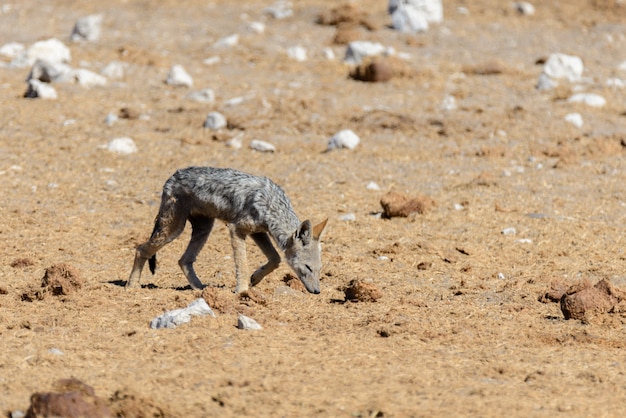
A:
[1, 0, 626, 416]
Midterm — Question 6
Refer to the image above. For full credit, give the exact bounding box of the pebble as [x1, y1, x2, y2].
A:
[24, 79, 57, 99]
[264, 1, 293, 19]
[104, 113, 118, 126]
[542, 53, 583, 83]
[107, 137, 137, 154]
[568, 93, 606, 107]
[226, 135, 243, 149]
[27, 59, 72, 83]
[501, 227, 516, 235]
[287, 46, 307, 61]
[238, 314, 262, 330]
[22, 38, 71, 67]
[606, 78, 625, 88]
[339, 213, 356, 221]
[344, 41, 387, 65]
[150, 298, 216, 329]
[203, 111, 227, 130]
[0, 42, 24, 60]
[72, 68, 107, 87]
[214, 34, 239, 48]
[101, 61, 127, 79]
[48, 348, 64, 355]
[327, 129, 360, 151]
[70, 14, 103, 42]
[247, 21, 265, 34]
[366, 181, 381, 191]
[388, 0, 443, 23]
[564, 112, 583, 128]
[187, 88, 215, 103]
[513, 2, 535, 15]
[166, 64, 193, 87]
[250, 139, 276, 152]
[390, 3, 429, 32]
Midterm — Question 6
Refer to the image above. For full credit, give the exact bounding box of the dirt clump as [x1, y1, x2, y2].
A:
[380, 191, 436, 218]
[201, 286, 236, 314]
[282, 273, 307, 292]
[538, 280, 569, 303]
[343, 279, 382, 302]
[108, 388, 174, 418]
[350, 58, 393, 82]
[41, 263, 83, 297]
[25, 378, 111, 418]
[10, 257, 35, 268]
[560, 278, 626, 320]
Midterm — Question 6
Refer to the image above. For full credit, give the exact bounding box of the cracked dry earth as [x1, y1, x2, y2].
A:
[1, 0, 626, 417]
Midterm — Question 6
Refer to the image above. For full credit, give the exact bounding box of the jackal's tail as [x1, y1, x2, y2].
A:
[148, 217, 161, 275]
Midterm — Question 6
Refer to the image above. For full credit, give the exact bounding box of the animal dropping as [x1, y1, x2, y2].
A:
[128, 167, 328, 294]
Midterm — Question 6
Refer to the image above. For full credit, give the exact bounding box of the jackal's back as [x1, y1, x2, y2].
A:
[164, 167, 300, 236]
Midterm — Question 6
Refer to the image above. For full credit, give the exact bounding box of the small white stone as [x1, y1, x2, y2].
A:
[453, 203, 465, 211]
[247, 21, 265, 34]
[23, 38, 71, 67]
[536, 72, 557, 90]
[513, 2, 535, 15]
[619, 61, 626, 71]
[339, 213, 356, 221]
[502, 227, 516, 235]
[70, 14, 103, 42]
[48, 348, 64, 355]
[568, 93, 606, 107]
[226, 135, 243, 149]
[24, 79, 57, 99]
[441, 95, 457, 110]
[214, 34, 239, 48]
[327, 129, 360, 151]
[344, 41, 386, 65]
[264, 1, 293, 19]
[166, 64, 193, 87]
[322, 47, 335, 60]
[287, 46, 307, 61]
[72, 68, 107, 87]
[204, 111, 227, 130]
[564, 112, 583, 128]
[0, 42, 24, 59]
[543, 53, 583, 82]
[238, 314, 262, 330]
[366, 181, 381, 191]
[101, 60, 127, 79]
[250, 139, 276, 152]
[27, 59, 72, 83]
[390, 4, 429, 33]
[105, 113, 118, 126]
[497, 272, 506, 280]
[388, 0, 443, 23]
[606, 78, 625, 88]
[107, 137, 137, 154]
[203, 56, 221, 66]
[187, 88, 215, 103]
[516, 238, 533, 244]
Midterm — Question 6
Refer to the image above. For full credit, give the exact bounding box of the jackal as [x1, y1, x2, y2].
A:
[127, 166, 328, 294]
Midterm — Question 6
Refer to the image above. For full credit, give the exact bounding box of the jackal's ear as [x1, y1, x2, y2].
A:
[313, 218, 328, 241]
[295, 220, 312, 245]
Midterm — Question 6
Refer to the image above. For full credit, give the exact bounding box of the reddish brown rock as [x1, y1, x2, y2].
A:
[25, 378, 111, 418]
[380, 191, 435, 218]
[343, 279, 382, 302]
[560, 278, 626, 320]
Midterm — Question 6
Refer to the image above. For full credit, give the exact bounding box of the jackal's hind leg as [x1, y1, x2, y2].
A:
[250, 232, 281, 287]
[179, 216, 214, 290]
[127, 205, 187, 288]
[229, 225, 249, 293]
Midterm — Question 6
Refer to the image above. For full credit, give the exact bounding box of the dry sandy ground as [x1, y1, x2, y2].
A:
[1, 0, 626, 416]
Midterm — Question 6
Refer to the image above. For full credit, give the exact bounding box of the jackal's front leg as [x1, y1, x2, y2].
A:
[229, 225, 249, 293]
[250, 232, 281, 287]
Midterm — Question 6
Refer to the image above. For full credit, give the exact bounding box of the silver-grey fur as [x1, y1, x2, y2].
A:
[127, 166, 328, 294]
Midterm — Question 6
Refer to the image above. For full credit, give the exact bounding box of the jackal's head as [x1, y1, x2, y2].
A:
[284, 219, 328, 294]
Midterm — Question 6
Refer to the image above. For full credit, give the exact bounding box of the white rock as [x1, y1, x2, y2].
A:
[24, 79, 57, 99]
[204, 111, 227, 130]
[453, 203, 465, 211]
[107, 137, 137, 154]
[322, 47, 335, 60]
[564, 112, 583, 128]
[388, 0, 443, 23]
[606, 78, 625, 88]
[513, 2, 535, 15]
[247, 21, 265, 34]
[0, 42, 24, 59]
[237, 314, 262, 330]
[250, 139, 276, 152]
[264, 1, 293, 19]
[327, 129, 360, 151]
[48, 348, 64, 355]
[226, 135, 243, 149]
[70, 14, 103, 42]
[71, 68, 107, 87]
[344, 41, 386, 65]
[619, 61, 626, 71]
[101, 60, 127, 79]
[203, 56, 221, 66]
[104, 113, 118, 126]
[214, 34, 239, 48]
[339, 213, 356, 221]
[501, 227, 517, 235]
[187, 88, 215, 103]
[287, 46, 307, 61]
[22, 38, 71, 67]
[536, 72, 558, 90]
[543, 53, 583, 82]
[166, 64, 193, 87]
[150, 298, 216, 329]
[27, 59, 72, 83]
[568, 93, 606, 107]
[390, 4, 429, 32]
[441, 95, 457, 110]
[366, 181, 381, 191]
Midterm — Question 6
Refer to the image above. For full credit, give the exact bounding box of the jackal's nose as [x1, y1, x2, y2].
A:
[312, 289, 320, 294]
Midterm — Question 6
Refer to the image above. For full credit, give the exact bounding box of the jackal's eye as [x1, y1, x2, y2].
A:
[305, 264, 312, 273]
